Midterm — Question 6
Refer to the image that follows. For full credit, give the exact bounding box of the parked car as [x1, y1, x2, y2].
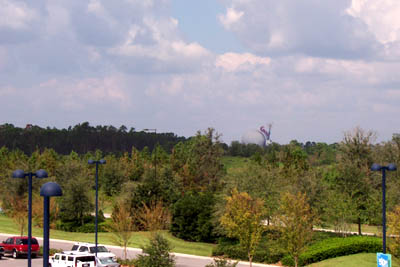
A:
[50, 252, 96, 267]
[0, 236, 40, 258]
[0, 245, 4, 259]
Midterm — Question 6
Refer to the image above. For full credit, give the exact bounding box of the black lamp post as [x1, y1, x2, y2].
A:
[143, 128, 157, 179]
[371, 163, 397, 254]
[40, 182, 62, 267]
[12, 169, 48, 267]
[88, 159, 106, 257]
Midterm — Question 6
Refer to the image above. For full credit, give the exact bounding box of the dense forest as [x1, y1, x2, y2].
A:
[0, 122, 186, 155]
[1, 124, 400, 265]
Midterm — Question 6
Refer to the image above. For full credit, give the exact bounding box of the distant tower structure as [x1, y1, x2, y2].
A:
[241, 123, 273, 147]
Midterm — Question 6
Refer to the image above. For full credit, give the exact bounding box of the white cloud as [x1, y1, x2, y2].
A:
[347, 0, 400, 44]
[0, 0, 37, 29]
[218, 7, 244, 29]
[218, 0, 380, 58]
[216, 52, 271, 72]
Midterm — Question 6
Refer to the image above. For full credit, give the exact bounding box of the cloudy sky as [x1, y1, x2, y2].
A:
[1, 0, 400, 144]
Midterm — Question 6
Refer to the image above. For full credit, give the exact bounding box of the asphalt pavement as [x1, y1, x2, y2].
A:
[0, 233, 276, 267]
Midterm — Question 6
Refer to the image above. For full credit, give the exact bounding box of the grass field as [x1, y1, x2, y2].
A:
[0, 214, 215, 256]
[308, 253, 400, 267]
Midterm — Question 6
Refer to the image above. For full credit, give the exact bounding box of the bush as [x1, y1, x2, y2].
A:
[170, 192, 217, 242]
[134, 233, 175, 267]
[205, 257, 239, 267]
[117, 258, 136, 266]
[56, 219, 108, 233]
[38, 247, 63, 256]
[281, 236, 382, 266]
[213, 231, 286, 264]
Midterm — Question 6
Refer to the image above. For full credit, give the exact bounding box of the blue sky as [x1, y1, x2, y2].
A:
[1, 0, 400, 144]
[171, 0, 244, 53]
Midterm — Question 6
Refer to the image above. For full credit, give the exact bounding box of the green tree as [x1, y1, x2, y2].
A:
[277, 192, 315, 267]
[173, 128, 225, 193]
[109, 200, 135, 259]
[134, 232, 175, 267]
[220, 189, 265, 267]
[170, 191, 216, 242]
[336, 127, 377, 235]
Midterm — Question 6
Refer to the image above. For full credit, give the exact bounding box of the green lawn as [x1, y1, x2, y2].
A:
[0, 214, 214, 256]
[308, 253, 400, 267]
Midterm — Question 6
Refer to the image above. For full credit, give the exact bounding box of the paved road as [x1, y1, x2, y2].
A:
[0, 234, 275, 267]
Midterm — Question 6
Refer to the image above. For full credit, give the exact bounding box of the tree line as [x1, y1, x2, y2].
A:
[0, 122, 186, 155]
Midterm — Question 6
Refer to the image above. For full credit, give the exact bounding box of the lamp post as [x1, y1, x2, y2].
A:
[12, 169, 48, 267]
[40, 182, 62, 267]
[88, 159, 106, 257]
[371, 163, 397, 254]
[143, 128, 157, 179]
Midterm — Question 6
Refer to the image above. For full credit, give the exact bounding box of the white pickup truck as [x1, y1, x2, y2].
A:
[49, 253, 96, 267]
[65, 243, 119, 267]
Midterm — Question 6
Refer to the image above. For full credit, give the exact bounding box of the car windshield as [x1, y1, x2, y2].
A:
[71, 245, 79, 251]
[99, 257, 116, 264]
[89, 246, 108, 253]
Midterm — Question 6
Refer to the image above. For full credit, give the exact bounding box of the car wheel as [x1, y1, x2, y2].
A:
[12, 250, 18, 259]
[32, 253, 37, 258]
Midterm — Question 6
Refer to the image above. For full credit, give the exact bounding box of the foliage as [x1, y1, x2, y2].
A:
[8, 196, 27, 236]
[0, 122, 186, 155]
[172, 128, 225, 193]
[134, 232, 175, 267]
[220, 189, 265, 267]
[281, 236, 382, 266]
[277, 192, 316, 267]
[135, 199, 171, 232]
[336, 127, 377, 234]
[212, 231, 286, 264]
[205, 257, 239, 267]
[170, 191, 216, 242]
[108, 201, 135, 259]
[388, 205, 400, 257]
[117, 258, 136, 266]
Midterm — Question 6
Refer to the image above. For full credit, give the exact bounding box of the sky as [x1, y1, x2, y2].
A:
[1, 0, 400, 144]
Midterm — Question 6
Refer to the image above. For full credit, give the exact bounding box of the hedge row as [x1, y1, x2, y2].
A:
[282, 236, 382, 266]
[56, 221, 109, 233]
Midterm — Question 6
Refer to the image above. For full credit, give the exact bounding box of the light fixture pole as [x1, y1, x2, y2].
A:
[143, 128, 157, 179]
[12, 169, 48, 267]
[371, 163, 397, 254]
[40, 182, 62, 267]
[88, 159, 106, 257]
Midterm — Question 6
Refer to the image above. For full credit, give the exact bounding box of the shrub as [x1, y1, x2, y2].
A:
[55, 219, 108, 232]
[134, 233, 175, 267]
[281, 236, 382, 266]
[170, 192, 216, 242]
[117, 258, 136, 266]
[212, 234, 285, 264]
[205, 257, 239, 267]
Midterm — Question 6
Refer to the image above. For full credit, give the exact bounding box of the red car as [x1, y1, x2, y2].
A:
[0, 236, 40, 258]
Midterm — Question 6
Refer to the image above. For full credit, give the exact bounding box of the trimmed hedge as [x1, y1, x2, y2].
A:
[281, 236, 382, 266]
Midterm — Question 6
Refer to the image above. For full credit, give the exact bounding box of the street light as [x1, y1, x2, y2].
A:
[40, 182, 62, 267]
[12, 169, 48, 267]
[143, 128, 157, 179]
[371, 163, 397, 254]
[88, 159, 106, 257]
